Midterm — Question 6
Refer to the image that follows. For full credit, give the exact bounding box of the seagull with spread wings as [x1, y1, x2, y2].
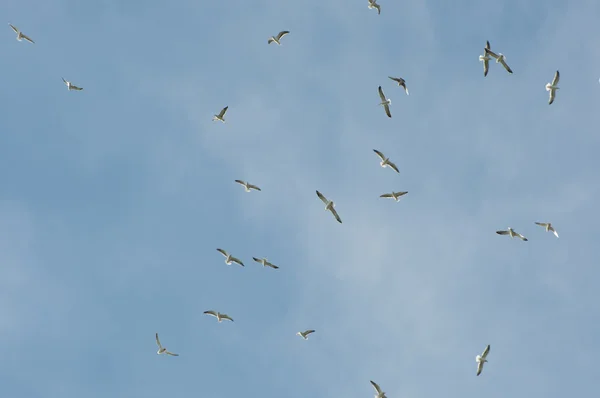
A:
[377, 86, 392, 118]
[8, 23, 34, 44]
[234, 180, 261, 192]
[535, 222, 559, 238]
[476, 344, 490, 376]
[212, 106, 228, 122]
[388, 76, 408, 95]
[373, 150, 400, 173]
[380, 191, 408, 201]
[62, 77, 83, 91]
[204, 310, 234, 322]
[479, 41, 492, 77]
[268, 31, 289, 45]
[484, 46, 513, 74]
[316, 190, 342, 223]
[216, 248, 244, 266]
[370, 381, 387, 398]
[368, 0, 381, 14]
[496, 227, 528, 241]
[155, 333, 179, 356]
[252, 257, 279, 269]
[546, 70, 560, 105]
[296, 330, 315, 339]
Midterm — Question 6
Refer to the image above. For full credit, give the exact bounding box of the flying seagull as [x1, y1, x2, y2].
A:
[316, 190, 342, 223]
[380, 191, 408, 201]
[388, 76, 409, 95]
[479, 41, 492, 77]
[476, 344, 490, 376]
[212, 106, 228, 122]
[534, 222, 559, 238]
[546, 70, 560, 105]
[252, 257, 279, 269]
[368, 0, 381, 14]
[8, 23, 34, 43]
[61, 77, 83, 91]
[496, 227, 528, 241]
[268, 31, 289, 45]
[155, 333, 179, 356]
[204, 310, 234, 322]
[370, 381, 387, 398]
[296, 329, 315, 339]
[216, 248, 244, 266]
[377, 86, 392, 118]
[234, 180, 261, 192]
[485, 46, 513, 74]
[373, 149, 400, 173]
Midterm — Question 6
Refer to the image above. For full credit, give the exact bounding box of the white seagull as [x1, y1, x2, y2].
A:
[378, 86, 392, 118]
[61, 77, 83, 91]
[479, 41, 491, 77]
[234, 179, 261, 192]
[535, 222, 559, 238]
[296, 329, 315, 339]
[212, 106, 228, 122]
[155, 333, 179, 356]
[370, 380, 387, 398]
[368, 0, 381, 14]
[216, 248, 244, 266]
[484, 46, 513, 74]
[252, 257, 279, 269]
[268, 30, 289, 45]
[388, 76, 409, 95]
[476, 344, 490, 376]
[316, 190, 342, 223]
[546, 70, 560, 105]
[496, 227, 528, 241]
[204, 310, 234, 322]
[373, 149, 400, 173]
[8, 23, 34, 44]
[380, 191, 408, 201]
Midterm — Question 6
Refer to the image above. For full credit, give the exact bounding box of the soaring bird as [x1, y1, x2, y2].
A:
[377, 86, 392, 118]
[484, 46, 513, 74]
[380, 191, 408, 201]
[479, 41, 492, 77]
[252, 257, 279, 269]
[204, 310, 234, 322]
[61, 77, 83, 91]
[216, 248, 244, 266]
[268, 31, 289, 45]
[546, 70, 560, 105]
[476, 344, 490, 376]
[316, 190, 342, 223]
[8, 23, 34, 43]
[234, 180, 261, 192]
[370, 381, 387, 398]
[368, 0, 381, 14]
[155, 333, 179, 356]
[388, 76, 409, 95]
[496, 227, 528, 241]
[296, 329, 315, 339]
[373, 149, 399, 173]
[534, 222, 559, 238]
[212, 106, 228, 122]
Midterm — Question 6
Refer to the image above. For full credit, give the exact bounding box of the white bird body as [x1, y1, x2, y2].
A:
[9, 23, 34, 43]
[546, 70, 560, 105]
[373, 149, 399, 173]
[296, 329, 315, 339]
[316, 190, 342, 223]
[62, 77, 83, 91]
[216, 248, 244, 266]
[155, 333, 179, 356]
[252, 257, 279, 269]
[535, 222, 559, 238]
[204, 310, 234, 322]
[268, 30, 289, 45]
[370, 380, 387, 398]
[213, 106, 228, 122]
[380, 191, 408, 201]
[368, 0, 381, 14]
[476, 344, 490, 376]
[496, 227, 528, 241]
[234, 180, 261, 192]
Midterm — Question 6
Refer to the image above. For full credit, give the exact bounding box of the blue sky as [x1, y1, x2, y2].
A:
[1, 0, 599, 397]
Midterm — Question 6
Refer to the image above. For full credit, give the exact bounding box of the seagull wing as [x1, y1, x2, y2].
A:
[155, 333, 163, 349]
[388, 76, 401, 84]
[496, 230, 509, 235]
[483, 58, 489, 77]
[535, 222, 549, 228]
[204, 310, 218, 318]
[316, 190, 328, 204]
[62, 77, 68, 85]
[216, 248, 228, 257]
[387, 161, 400, 173]
[234, 179, 246, 186]
[252, 257, 262, 263]
[516, 233, 528, 241]
[71, 84, 83, 90]
[370, 381, 383, 394]
[552, 228, 559, 238]
[481, 344, 490, 358]
[231, 257, 244, 266]
[552, 70, 560, 85]
[476, 360, 484, 376]
[9, 24, 18, 34]
[485, 48, 499, 59]
[248, 184, 261, 191]
[267, 262, 279, 269]
[549, 89, 555, 105]
[165, 351, 179, 356]
[500, 59, 512, 74]
[373, 149, 386, 161]
[383, 103, 391, 118]
[218, 106, 228, 118]
[330, 207, 342, 223]
[380, 193, 393, 198]
[395, 191, 408, 197]
[485, 40, 491, 50]
[304, 329, 315, 336]
[21, 33, 34, 43]
[277, 31, 290, 40]
[221, 314, 234, 322]
[378, 85, 387, 102]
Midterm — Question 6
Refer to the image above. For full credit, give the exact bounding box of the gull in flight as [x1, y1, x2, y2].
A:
[296, 329, 315, 339]
[252, 257, 279, 269]
[380, 191, 408, 201]
[62, 77, 83, 91]
[234, 180, 261, 192]
[546, 70, 560, 105]
[388, 76, 409, 95]
[212, 106, 228, 123]
[485, 46, 513, 74]
[268, 31, 289, 45]
[368, 0, 381, 14]
[479, 41, 492, 77]
[496, 227, 528, 241]
[373, 149, 399, 173]
[316, 190, 342, 223]
[8, 23, 34, 44]
[534, 222, 559, 238]
[216, 248, 244, 266]
[155, 333, 179, 356]
[377, 86, 392, 118]
[204, 310, 234, 322]
[370, 381, 387, 398]
[476, 344, 490, 376]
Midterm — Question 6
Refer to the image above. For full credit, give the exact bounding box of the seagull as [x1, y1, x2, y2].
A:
[216, 248, 244, 266]
[155, 333, 179, 356]
[377, 86, 392, 118]
[204, 310, 234, 322]
[388, 76, 409, 95]
[296, 330, 315, 340]
[8, 24, 34, 44]
[252, 257, 279, 269]
[485, 46, 513, 74]
[268, 31, 289, 45]
[476, 344, 490, 376]
[496, 227, 528, 241]
[370, 381, 387, 398]
[234, 180, 261, 192]
[380, 191, 408, 201]
[546, 70, 560, 105]
[534, 222, 559, 238]
[373, 149, 400, 173]
[316, 190, 342, 223]
[61, 77, 83, 91]
[479, 41, 492, 77]
[212, 106, 228, 122]
[368, 0, 381, 14]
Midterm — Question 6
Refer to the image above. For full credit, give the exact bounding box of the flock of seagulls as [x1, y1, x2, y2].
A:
[6, 1, 567, 393]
